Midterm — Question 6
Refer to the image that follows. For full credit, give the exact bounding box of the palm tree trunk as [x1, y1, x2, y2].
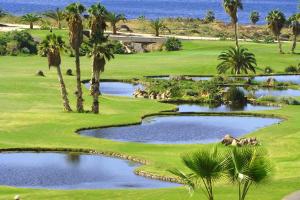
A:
[234, 22, 239, 48]
[277, 35, 283, 54]
[91, 70, 100, 114]
[56, 66, 72, 112]
[58, 20, 61, 29]
[155, 28, 159, 37]
[30, 22, 33, 29]
[292, 35, 297, 53]
[112, 24, 117, 34]
[75, 47, 84, 112]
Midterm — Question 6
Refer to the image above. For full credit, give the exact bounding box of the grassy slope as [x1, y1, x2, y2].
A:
[0, 39, 299, 200]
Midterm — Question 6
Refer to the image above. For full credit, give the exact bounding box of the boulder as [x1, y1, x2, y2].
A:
[221, 134, 260, 147]
[119, 25, 133, 32]
[36, 70, 45, 77]
[66, 69, 73, 76]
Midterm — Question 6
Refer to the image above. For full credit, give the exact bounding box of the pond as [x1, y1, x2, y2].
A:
[0, 152, 178, 189]
[85, 82, 143, 97]
[240, 87, 300, 97]
[177, 103, 279, 113]
[79, 115, 281, 144]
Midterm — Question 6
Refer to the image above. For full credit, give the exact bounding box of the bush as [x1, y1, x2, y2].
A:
[165, 37, 182, 51]
[110, 40, 127, 54]
[285, 65, 298, 73]
[225, 87, 246, 105]
[264, 67, 274, 74]
[21, 47, 30, 54]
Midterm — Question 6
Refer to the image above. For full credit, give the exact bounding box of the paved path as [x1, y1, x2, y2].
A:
[283, 191, 300, 200]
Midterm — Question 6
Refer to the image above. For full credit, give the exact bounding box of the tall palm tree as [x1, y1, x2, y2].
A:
[288, 14, 300, 53]
[169, 147, 227, 200]
[266, 10, 286, 54]
[43, 8, 65, 29]
[249, 11, 260, 25]
[88, 3, 114, 114]
[21, 13, 41, 29]
[223, 0, 243, 48]
[225, 147, 272, 200]
[89, 42, 114, 113]
[39, 34, 72, 112]
[150, 18, 170, 37]
[65, 3, 85, 113]
[217, 47, 257, 75]
[106, 12, 126, 34]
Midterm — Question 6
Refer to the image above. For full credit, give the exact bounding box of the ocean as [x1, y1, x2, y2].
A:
[0, 0, 298, 24]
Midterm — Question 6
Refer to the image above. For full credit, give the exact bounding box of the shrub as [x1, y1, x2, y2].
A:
[111, 41, 126, 54]
[285, 65, 298, 73]
[225, 87, 246, 105]
[280, 97, 300, 105]
[264, 66, 274, 74]
[165, 37, 182, 51]
[21, 47, 30, 54]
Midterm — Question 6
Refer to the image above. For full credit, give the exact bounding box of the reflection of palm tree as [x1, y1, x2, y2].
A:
[169, 147, 227, 200]
[66, 153, 81, 165]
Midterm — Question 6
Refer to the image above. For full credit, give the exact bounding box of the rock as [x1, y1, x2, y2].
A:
[221, 134, 260, 147]
[66, 69, 73, 76]
[36, 70, 45, 77]
[221, 134, 235, 146]
[119, 25, 133, 32]
[14, 195, 20, 200]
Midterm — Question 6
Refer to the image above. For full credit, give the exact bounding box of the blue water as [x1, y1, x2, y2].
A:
[0, 0, 297, 24]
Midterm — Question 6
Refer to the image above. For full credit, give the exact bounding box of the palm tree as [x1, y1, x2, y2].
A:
[65, 3, 85, 113]
[43, 8, 65, 29]
[21, 13, 41, 29]
[106, 12, 126, 34]
[89, 43, 114, 113]
[169, 147, 227, 200]
[225, 147, 272, 200]
[217, 47, 257, 75]
[88, 3, 114, 114]
[0, 9, 7, 18]
[39, 34, 72, 112]
[223, 0, 243, 48]
[266, 10, 286, 54]
[150, 18, 170, 37]
[249, 11, 260, 25]
[288, 14, 300, 53]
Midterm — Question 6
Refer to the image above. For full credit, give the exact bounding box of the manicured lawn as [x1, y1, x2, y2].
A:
[0, 39, 299, 200]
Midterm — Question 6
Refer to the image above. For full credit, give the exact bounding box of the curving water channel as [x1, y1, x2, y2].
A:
[85, 82, 143, 97]
[0, 152, 178, 189]
[177, 103, 279, 113]
[79, 115, 281, 144]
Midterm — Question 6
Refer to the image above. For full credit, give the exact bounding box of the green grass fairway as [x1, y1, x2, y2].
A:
[0, 39, 299, 200]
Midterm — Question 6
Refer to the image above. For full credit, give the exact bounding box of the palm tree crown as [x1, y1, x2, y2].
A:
[88, 3, 108, 42]
[21, 13, 41, 29]
[217, 47, 257, 75]
[225, 147, 272, 200]
[250, 11, 260, 25]
[169, 147, 227, 200]
[223, 0, 243, 23]
[106, 12, 126, 34]
[0, 9, 7, 18]
[43, 8, 65, 29]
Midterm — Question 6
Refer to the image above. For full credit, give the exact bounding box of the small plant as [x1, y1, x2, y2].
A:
[264, 66, 274, 74]
[165, 37, 182, 51]
[285, 65, 298, 73]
